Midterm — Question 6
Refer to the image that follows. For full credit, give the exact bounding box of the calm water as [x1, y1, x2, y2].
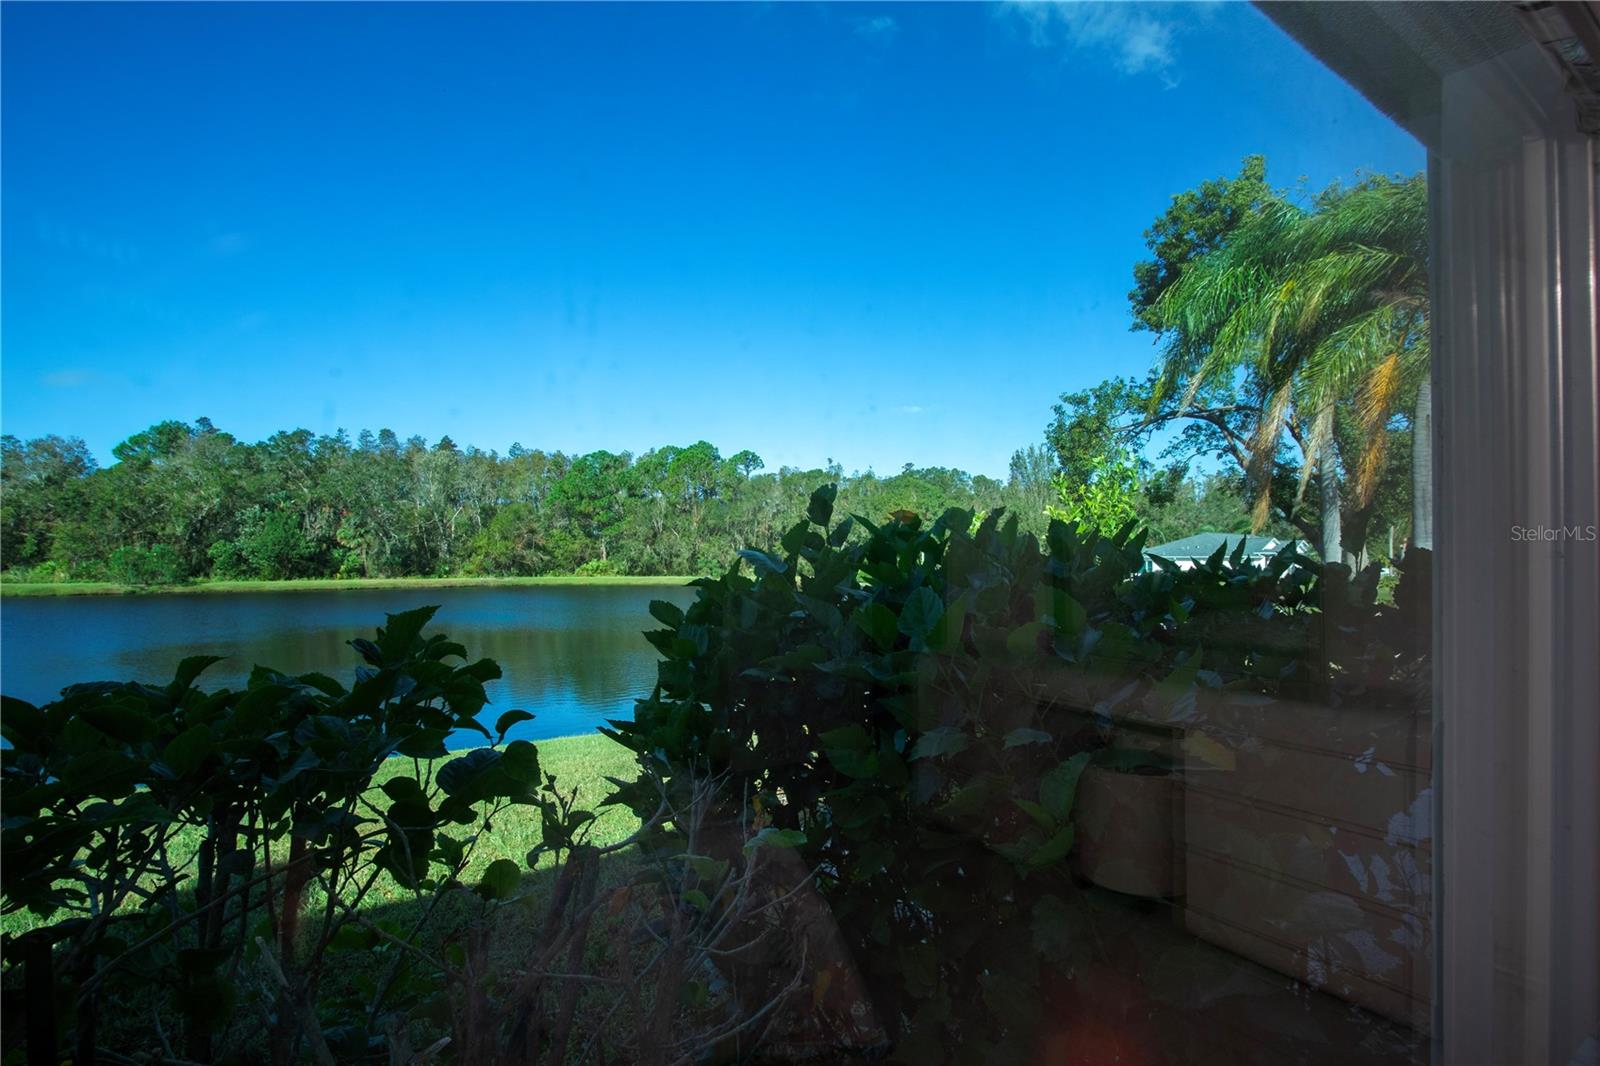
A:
[0, 584, 697, 745]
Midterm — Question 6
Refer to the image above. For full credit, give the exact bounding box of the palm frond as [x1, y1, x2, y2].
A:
[1244, 378, 1292, 531]
[1145, 172, 1427, 523]
[1296, 399, 1335, 505]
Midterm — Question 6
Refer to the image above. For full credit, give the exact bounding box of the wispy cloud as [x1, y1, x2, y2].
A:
[893, 404, 927, 415]
[1002, 2, 1186, 86]
[853, 15, 899, 40]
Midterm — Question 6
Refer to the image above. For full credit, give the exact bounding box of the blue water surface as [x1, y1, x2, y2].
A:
[0, 584, 697, 746]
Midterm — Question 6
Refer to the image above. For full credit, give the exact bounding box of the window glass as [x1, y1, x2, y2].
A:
[0, 4, 1476, 1064]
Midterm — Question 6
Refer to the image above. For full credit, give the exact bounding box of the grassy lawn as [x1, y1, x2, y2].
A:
[0, 574, 699, 597]
[368, 732, 643, 892]
[0, 732, 642, 939]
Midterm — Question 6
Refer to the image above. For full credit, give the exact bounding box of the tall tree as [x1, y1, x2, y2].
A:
[0, 434, 97, 567]
[1129, 155, 1274, 332]
[1149, 173, 1429, 561]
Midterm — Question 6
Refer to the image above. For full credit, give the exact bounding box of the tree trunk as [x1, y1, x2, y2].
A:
[1320, 466, 1343, 566]
[1411, 375, 1433, 552]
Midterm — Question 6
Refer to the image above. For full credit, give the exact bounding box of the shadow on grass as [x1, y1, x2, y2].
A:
[3, 852, 637, 1065]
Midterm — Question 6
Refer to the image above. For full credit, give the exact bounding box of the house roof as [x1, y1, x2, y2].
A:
[1254, 1, 1593, 144]
[1144, 533, 1297, 561]
[1255, 1, 1551, 147]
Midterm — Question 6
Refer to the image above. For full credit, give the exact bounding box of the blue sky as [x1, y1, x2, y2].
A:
[1, 2, 1422, 479]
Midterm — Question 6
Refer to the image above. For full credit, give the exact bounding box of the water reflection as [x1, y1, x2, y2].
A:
[0, 584, 696, 744]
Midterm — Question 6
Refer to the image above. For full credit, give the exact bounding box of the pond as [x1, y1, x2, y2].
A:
[0, 584, 698, 745]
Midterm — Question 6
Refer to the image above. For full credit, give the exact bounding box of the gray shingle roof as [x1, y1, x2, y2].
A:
[1144, 532, 1298, 560]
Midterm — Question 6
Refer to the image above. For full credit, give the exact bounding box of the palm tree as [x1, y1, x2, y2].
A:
[1149, 175, 1429, 563]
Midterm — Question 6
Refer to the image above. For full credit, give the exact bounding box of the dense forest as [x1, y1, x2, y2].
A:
[0, 421, 1271, 583]
[0, 158, 1428, 586]
[0, 424, 995, 581]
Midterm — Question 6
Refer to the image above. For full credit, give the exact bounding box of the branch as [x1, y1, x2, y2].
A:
[254, 936, 337, 1066]
[78, 838, 348, 996]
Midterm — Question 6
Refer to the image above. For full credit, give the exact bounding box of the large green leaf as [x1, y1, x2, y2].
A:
[436, 748, 502, 798]
[500, 739, 541, 785]
[0, 697, 47, 749]
[1003, 727, 1053, 750]
[381, 776, 426, 805]
[379, 605, 441, 657]
[818, 723, 871, 751]
[479, 858, 522, 900]
[853, 603, 898, 651]
[1006, 621, 1046, 657]
[78, 701, 156, 743]
[737, 548, 787, 576]
[648, 599, 685, 627]
[1028, 825, 1077, 869]
[745, 827, 807, 852]
[1039, 752, 1093, 823]
[162, 724, 215, 778]
[898, 587, 945, 644]
[170, 655, 226, 693]
[394, 727, 451, 759]
[807, 483, 837, 526]
[494, 709, 535, 741]
[909, 726, 969, 761]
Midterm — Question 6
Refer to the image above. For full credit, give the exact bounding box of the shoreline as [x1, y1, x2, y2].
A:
[0, 574, 702, 598]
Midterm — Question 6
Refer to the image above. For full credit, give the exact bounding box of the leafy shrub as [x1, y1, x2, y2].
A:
[464, 503, 547, 576]
[1, 608, 820, 1064]
[604, 485, 1428, 1061]
[106, 544, 185, 586]
[1044, 449, 1141, 537]
[575, 557, 621, 577]
[0, 608, 568, 1061]
[0, 560, 69, 583]
[206, 537, 252, 579]
[224, 506, 319, 580]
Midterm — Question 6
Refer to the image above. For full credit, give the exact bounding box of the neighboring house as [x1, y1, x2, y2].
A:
[1142, 532, 1303, 572]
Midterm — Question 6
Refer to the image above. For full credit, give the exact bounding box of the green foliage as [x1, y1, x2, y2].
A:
[105, 544, 185, 586]
[1044, 451, 1141, 537]
[1129, 154, 1273, 332]
[0, 608, 592, 1062]
[1036, 163, 1427, 563]
[2, 424, 1048, 585]
[1147, 169, 1429, 553]
[0, 434, 96, 569]
[604, 487, 1426, 1060]
[209, 506, 318, 580]
[463, 501, 546, 575]
[1, 494, 1434, 1061]
[0, 559, 70, 584]
[1047, 379, 1151, 487]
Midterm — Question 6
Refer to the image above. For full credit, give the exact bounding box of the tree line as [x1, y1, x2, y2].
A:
[0, 419, 1288, 585]
[0, 423, 1035, 582]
